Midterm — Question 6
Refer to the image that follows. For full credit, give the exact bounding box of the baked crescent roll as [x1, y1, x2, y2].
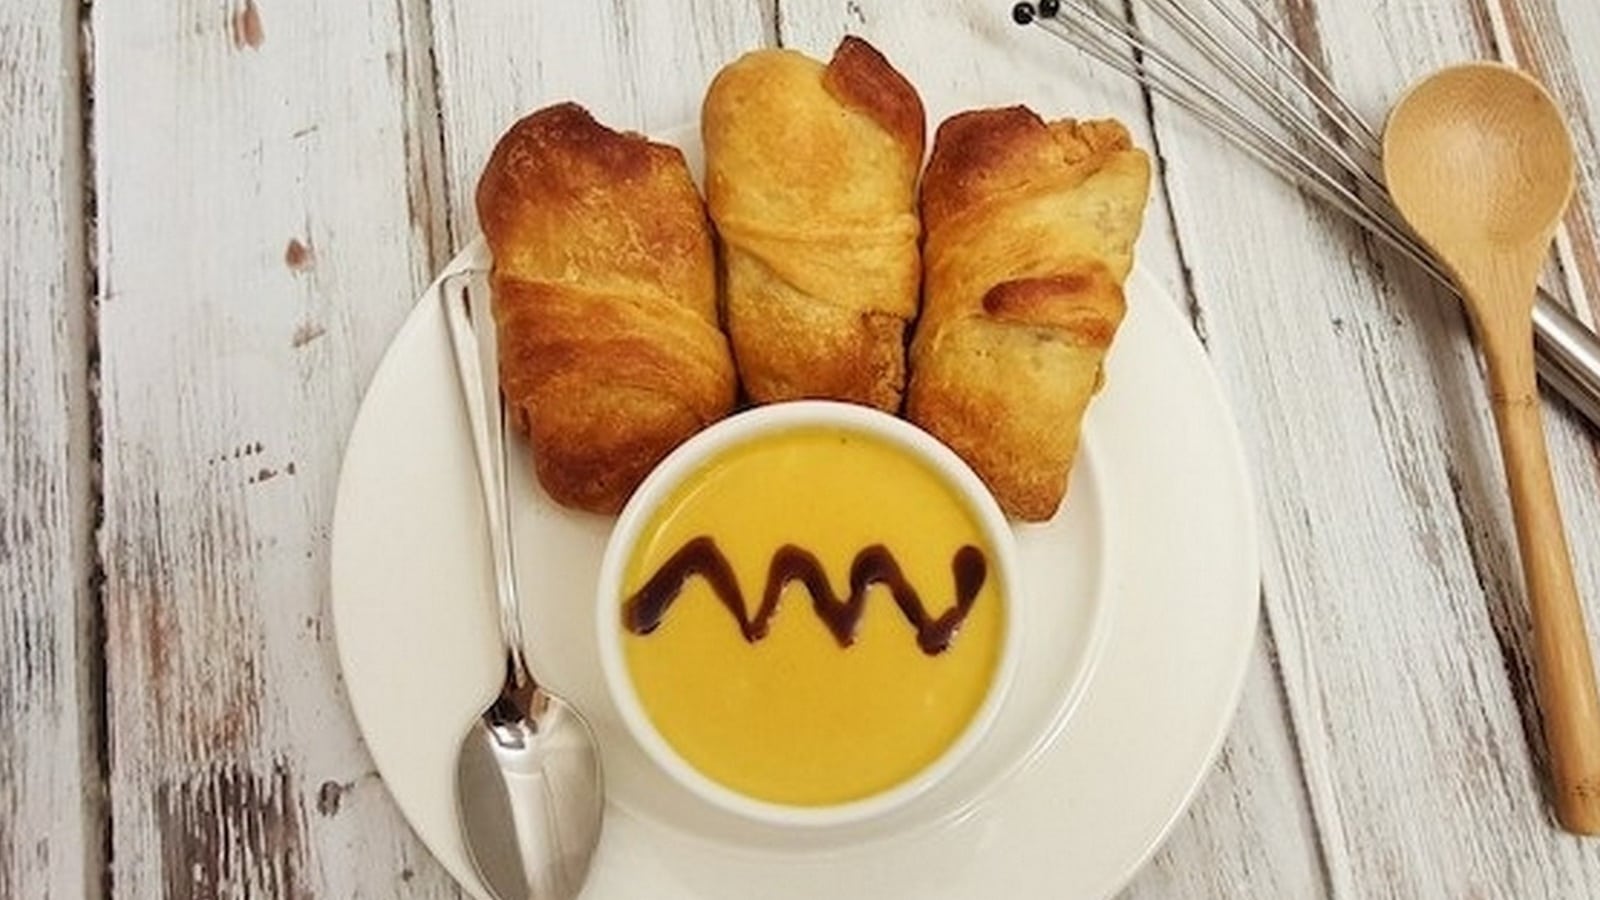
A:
[476, 102, 737, 514]
[907, 106, 1151, 521]
[702, 36, 924, 411]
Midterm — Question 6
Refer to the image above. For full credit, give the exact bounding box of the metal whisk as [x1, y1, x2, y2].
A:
[1011, 0, 1600, 430]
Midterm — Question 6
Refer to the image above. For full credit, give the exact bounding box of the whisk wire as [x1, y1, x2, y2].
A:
[1012, 0, 1600, 429]
[1040, 3, 1443, 280]
[1212, 0, 1383, 149]
[1039, 15, 1449, 289]
[1050, 3, 1327, 186]
[1133, 0, 1385, 187]
[1029, 0, 1452, 290]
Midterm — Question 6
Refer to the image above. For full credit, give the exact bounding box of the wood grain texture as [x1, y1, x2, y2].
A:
[773, 3, 1323, 897]
[429, 0, 773, 241]
[0, 2, 96, 898]
[90, 0, 460, 895]
[1136, 0, 1600, 894]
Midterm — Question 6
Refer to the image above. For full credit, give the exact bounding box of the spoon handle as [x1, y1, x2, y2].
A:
[443, 280, 532, 687]
[1481, 319, 1600, 834]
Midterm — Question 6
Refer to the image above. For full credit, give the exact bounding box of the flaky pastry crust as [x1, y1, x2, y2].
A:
[703, 36, 926, 411]
[908, 106, 1151, 521]
[477, 102, 736, 513]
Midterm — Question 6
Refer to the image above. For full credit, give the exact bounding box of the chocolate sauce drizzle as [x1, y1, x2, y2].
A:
[622, 537, 988, 655]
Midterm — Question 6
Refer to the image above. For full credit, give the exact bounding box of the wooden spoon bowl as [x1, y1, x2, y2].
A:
[1387, 64, 1574, 259]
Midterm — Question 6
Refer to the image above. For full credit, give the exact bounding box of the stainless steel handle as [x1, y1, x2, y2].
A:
[442, 278, 531, 688]
[1534, 292, 1600, 427]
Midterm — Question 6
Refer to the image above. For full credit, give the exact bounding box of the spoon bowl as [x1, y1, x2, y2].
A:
[1385, 63, 1574, 252]
[1384, 62, 1600, 835]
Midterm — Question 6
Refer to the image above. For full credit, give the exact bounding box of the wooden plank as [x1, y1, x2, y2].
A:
[90, 0, 461, 895]
[1135, 0, 1600, 895]
[429, 0, 776, 239]
[772, 3, 1328, 897]
[0, 2, 96, 898]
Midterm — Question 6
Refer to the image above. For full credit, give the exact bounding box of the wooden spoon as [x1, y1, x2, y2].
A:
[1384, 62, 1600, 834]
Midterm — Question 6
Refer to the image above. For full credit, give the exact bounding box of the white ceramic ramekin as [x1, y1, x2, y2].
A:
[595, 399, 1022, 829]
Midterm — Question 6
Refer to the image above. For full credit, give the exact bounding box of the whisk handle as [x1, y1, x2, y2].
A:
[1533, 292, 1600, 427]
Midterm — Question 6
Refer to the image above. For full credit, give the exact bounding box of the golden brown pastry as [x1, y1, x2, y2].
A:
[907, 106, 1151, 521]
[476, 102, 737, 514]
[702, 36, 925, 411]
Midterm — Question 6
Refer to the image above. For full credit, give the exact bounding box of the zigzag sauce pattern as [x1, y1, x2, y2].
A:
[622, 536, 988, 656]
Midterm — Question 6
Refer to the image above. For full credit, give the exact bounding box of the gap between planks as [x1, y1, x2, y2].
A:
[70, 0, 110, 895]
[399, 0, 456, 275]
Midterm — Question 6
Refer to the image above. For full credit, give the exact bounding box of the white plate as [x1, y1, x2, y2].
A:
[331, 129, 1260, 900]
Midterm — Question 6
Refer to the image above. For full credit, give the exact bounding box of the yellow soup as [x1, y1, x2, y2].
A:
[619, 426, 1004, 806]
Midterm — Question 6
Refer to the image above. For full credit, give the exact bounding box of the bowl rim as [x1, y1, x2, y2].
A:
[593, 398, 1025, 829]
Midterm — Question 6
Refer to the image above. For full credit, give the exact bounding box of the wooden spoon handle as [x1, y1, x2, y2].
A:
[1484, 328, 1600, 834]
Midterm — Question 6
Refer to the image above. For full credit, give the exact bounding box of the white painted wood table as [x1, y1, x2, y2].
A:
[6, 0, 1600, 896]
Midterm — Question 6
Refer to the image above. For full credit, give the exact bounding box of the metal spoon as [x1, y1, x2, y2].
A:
[444, 281, 604, 897]
[1384, 62, 1600, 835]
